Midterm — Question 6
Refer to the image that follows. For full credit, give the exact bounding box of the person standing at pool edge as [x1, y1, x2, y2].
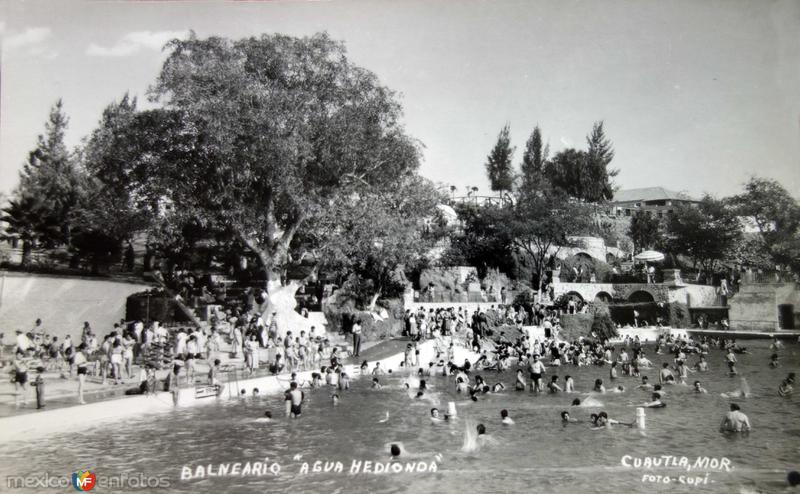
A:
[352, 319, 362, 357]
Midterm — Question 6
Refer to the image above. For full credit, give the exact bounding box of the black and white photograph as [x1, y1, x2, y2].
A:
[0, 1, 798, 493]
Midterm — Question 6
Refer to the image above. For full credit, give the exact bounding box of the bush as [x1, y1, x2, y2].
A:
[513, 286, 537, 306]
[591, 304, 619, 339]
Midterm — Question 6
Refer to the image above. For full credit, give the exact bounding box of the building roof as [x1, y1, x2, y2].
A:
[612, 187, 695, 204]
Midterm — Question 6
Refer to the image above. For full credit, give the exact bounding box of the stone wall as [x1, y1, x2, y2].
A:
[729, 282, 800, 331]
[669, 284, 719, 307]
[552, 281, 667, 303]
[552, 282, 614, 302]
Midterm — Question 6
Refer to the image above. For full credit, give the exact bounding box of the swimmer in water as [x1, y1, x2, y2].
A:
[637, 376, 652, 390]
[778, 377, 794, 397]
[594, 411, 633, 428]
[492, 383, 505, 393]
[719, 403, 751, 432]
[431, 408, 442, 422]
[693, 380, 708, 394]
[769, 353, 779, 368]
[515, 370, 526, 391]
[455, 377, 469, 394]
[593, 379, 606, 393]
[373, 362, 385, 376]
[571, 398, 582, 406]
[255, 410, 273, 423]
[548, 375, 563, 393]
[675, 360, 691, 384]
[561, 411, 578, 423]
[721, 377, 751, 398]
[500, 409, 514, 425]
[564, 375, 575, 393]
[332, 393, 340, 405]
[640, 392, 665, 408]
[659, 362, 674, 384]
[372, 377, 382, 389]
[694, 355, 708, 372]
[725, 348, 738, 375]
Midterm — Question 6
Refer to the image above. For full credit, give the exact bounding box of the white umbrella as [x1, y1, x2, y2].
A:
[634, 250, 665, 262]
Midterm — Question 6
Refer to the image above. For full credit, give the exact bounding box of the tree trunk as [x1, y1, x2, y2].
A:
[21, 240, 32, 269]
[260, 278, 317, 339]
[367, 288, 382, 312]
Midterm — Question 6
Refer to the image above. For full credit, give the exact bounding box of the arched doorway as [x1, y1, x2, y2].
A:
[594, 291, 612, 304]
[628, 290, 655, 303]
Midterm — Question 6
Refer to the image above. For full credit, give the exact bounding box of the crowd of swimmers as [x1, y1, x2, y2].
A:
[241, 329, 797, 449]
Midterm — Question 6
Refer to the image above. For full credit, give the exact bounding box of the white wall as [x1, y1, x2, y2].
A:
[0, 272, 152, 339]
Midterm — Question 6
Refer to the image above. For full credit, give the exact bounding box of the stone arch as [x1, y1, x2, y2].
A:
[594, 291, 612, 303]
[565, 291, 585, 302]
[628, 290, 655, 303]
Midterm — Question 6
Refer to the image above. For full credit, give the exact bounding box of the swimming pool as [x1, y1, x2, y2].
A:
[0, 340, 797, 493]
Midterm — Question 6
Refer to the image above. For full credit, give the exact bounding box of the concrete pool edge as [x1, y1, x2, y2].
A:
[0, 339, 477, 443]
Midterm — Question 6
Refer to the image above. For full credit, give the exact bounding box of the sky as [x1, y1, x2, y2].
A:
[1, 0, 798, 200]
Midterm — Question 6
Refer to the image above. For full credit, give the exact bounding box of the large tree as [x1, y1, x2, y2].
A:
[628, 211, 663, 254]
[544, 148, 587, 200]
[730, 177, 800, 274]
[543, 121, 617, 202]
[118, 32, 422, 327]
[443, 202, 516, 279]
[73, 94, 156, 271]
[485, 124, 515, 194]
[316, 176, 444, 310]
[2, 100, 81, 266]
[665, 195, 742, 275]
[498, 186, 592, 294]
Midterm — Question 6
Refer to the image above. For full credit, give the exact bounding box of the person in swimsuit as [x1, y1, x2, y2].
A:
[640, 392, 665, 408]
[528, 354, 546, 393]
[74, 344, 90, 404]
[286, 381, 304, 418]
[720, 403, 751, 432]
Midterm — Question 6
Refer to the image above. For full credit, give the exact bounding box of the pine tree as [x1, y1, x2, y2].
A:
[520, 126, 549, 193]
[583, 121, 617, 202]
[485, 124, 515, 193]
[2, 100, 80, 266]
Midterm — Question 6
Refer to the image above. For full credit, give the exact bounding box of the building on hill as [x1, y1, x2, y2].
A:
[609, 187, 698, 219]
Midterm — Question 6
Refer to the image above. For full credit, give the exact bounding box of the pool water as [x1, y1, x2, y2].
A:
[1, 341, 798, 493]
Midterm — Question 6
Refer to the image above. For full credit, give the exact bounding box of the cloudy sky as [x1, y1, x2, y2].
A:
[1, 0, 798, 199]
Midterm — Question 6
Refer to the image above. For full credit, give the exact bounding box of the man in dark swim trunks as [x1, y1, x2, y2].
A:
[286, 381, 304, 418]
